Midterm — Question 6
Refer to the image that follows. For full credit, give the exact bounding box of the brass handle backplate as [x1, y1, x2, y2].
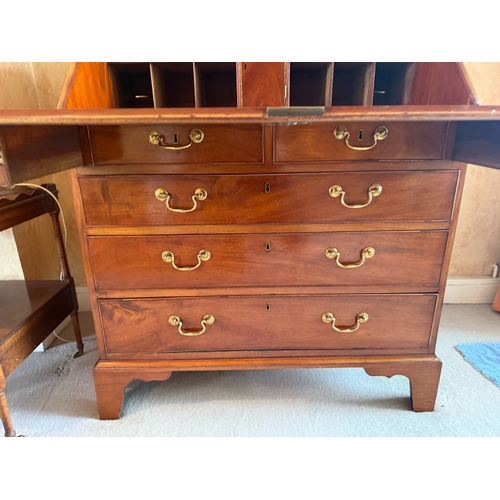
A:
[148, 129, 204, 150]
[162, 249, 211, 271]
[168, 314, 214, 336]
[322, 312, 369, 333]
[155, 187, 207, 213]
[329, 183, 382, 209]
[334, 125, 388, 151]
[326, 247, 375, 268]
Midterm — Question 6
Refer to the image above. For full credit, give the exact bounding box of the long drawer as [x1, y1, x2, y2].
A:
[88, 124, 263, 165]
[88, 231, 448, 290]
[99, 294, 437, 354]
[79, 171, 459, 226]
[274, 121, 449, 162]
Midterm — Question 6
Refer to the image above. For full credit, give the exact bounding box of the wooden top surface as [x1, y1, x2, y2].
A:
[1, 106, 500, 125]
[0, 281, 68, 340]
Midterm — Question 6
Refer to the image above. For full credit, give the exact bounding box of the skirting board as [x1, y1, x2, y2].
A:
[443, 277, 500, 304]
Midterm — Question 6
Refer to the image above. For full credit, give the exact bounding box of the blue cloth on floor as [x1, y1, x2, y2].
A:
[455, 342, 500, 388]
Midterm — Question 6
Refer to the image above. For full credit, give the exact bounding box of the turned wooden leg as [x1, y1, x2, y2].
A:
[70, 311, 84, 358]
[364, 358, 442, 412]
[93, 362, 173, 420]
[0, 368, 15, 437]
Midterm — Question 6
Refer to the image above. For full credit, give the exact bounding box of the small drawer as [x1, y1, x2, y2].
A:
[99, 294, 437, 355]
[79, 170, 459, 226]
[89, 231, 448, 291]
[88, 124, 263, 165]
[274, 122, 449, 162]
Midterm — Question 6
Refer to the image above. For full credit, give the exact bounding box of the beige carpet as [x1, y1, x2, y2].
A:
[4, 304, 500, 437]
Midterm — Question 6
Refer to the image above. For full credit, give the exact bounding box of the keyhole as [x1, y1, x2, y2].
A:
[173, 133, 179, 144]
[265, 183, 270, 193]
[266, 303, 271, 311]
[358, 129, 364, 141]
[244, 64, 247, 70]
[265, 242, 271, 252]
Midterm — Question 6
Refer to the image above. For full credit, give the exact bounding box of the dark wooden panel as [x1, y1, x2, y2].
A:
[89, 231, 447, 290]
[453, 121, 500, 170]
[274, 122, 449, 162]
[0, 281, 74, 377]
[99, 294, 437, 354]
[241, 63, 285, 107]
[412, 63, 477, 105]
[79, 171, 459, 226]
[0, 125, 83, 186]
[0, 187, 55, 231]
[88, 124, 263, 165]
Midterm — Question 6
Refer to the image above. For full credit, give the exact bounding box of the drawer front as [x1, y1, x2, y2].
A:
[274, 122, 449, 162]
[89, 231, 447, 290]
[79, 171, 459, 226]
[100, 294, 437, 354]
[88, 124, 263, 165]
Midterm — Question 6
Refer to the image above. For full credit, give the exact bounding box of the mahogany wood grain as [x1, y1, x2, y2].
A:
[92, 354, 441, 418]
[99, 294, 437, 355]
[364, 359, 442, 412]
[78, 171, 459, 227]
[413, 63, 477, 106]
[95, 285, 440, 300]
[241, 63, 286, 107]
[427, 162, 467, 353]
[93, 363, 172, 419]
[0, 125, 82, 186]
[0, 186, 56, 231]
[3, 107, 500, 127]
[0, 281, 74, 376]
[88, 124, 263, 165]
[88, 231, 447, 291]
[0, 182, 86, 437]
[69, 169, 108, 360]
[0, 365, 15, 436]
[274, 122, 449, 162]
[76, 159, 464, 176]
[58, 62, 114, 110]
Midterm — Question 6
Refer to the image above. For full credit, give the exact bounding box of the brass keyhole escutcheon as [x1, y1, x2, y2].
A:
[334, 125, 388, 151]
[265, 183, 271, 193]
[265, 242, 271, 252]
[148, 129, 204, 149]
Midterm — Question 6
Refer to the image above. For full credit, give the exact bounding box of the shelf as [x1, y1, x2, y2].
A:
[108, 63, 154, 108]
[373, 63, 417, 105]
[54, 61, 478, 112]
[331, 63, 376, 106]
[289, 62, 333, 106]
[151, 63, 195, 108]
[194, 62, 238, 107]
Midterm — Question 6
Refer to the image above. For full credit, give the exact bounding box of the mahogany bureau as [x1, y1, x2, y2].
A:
[1, 62, 499, 419]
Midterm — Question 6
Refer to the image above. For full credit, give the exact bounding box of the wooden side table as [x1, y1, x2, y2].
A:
[0, 184, 84, 437]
